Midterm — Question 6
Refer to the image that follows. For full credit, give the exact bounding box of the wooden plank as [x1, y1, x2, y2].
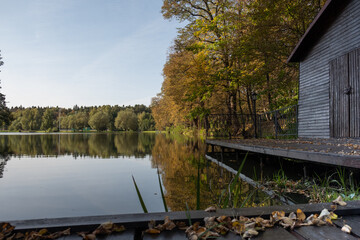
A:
[143, 230, 186, 240]
[329, 58, 336, 137]
[349, 49, 360, 138]
[257, 227, 299, 240]
[8, 201, 360, 232]
[334, 215, 360, 238]
[294, 225, 357, 240]
[144, 227, 302, 240]
[205, 140, 360, 169]
[57, 231, 136, 240]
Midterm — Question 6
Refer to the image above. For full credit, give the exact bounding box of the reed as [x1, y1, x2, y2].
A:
[132, 175, 148, 213]
[157, 168, 168, 212]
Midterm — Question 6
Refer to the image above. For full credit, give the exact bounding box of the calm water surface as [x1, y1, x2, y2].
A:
[0, 133, 273, 221]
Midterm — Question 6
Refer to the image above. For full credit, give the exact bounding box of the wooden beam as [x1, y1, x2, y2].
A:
[8, 201, 360, 232]
[206, 140, 360, 168]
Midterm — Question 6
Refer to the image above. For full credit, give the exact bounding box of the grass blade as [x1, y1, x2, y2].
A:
[157, 168, 168, 212]
[132, 175, 148, 213]
[231, 152, 248, 207]
[196, 161, 201, 210]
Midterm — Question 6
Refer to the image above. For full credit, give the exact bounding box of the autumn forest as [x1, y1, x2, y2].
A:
[151, 0, 327, 131]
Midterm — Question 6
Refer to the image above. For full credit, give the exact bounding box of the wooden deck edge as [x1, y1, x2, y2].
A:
[206, 140, 360, 168]
[7, 201, 360, 232]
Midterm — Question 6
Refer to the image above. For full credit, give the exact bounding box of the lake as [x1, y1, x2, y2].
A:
[0, 132, 276, 221]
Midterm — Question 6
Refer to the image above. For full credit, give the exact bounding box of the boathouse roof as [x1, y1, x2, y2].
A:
[287, 0, 351, 63]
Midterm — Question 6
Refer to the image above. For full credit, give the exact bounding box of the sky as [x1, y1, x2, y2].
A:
[0, 0, 184, 108]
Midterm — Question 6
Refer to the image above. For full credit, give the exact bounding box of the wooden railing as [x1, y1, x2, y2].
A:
[202, 105, 298, 139]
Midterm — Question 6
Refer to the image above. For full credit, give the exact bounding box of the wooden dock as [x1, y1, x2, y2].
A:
[6, 201, 360, 239]
[206, 138, 360, 168]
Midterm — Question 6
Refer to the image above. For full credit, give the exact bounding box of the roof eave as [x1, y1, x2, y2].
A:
[287, 0, 349, 63]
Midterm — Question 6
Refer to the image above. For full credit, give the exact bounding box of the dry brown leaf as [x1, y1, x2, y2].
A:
[195, 227, 206, 235]
[145, 228, 161, 234]
[281, 217, 294, 225]
[112, 224, 126, 233]
[192, 222, 201, 231]
[242, 228, 258, 239]
[216, 215, 231, 223]
[78, 232, 96, 240]
[163, 216, 176, 230]
[325, 218, 333, 225]
[1, 223, 15, 237]
[176, 221, 187, 230]
[329, 212, 338, 220]
[296, 209, 306, 221]
[38, 228, 48, 236]
[204, 206, 217, 212]
[271, 211, 285, 222]
[204, 217, 217, 229]
[333, 196, 347, 206]
[148, 220, 156, 229]
[49, 228, 71, 239]
[341, 225, 352, 234]
[200, 230, 220, 239]
[319, 209, 330, 220]
[14, 232, 25, 239]
[312, 218, 326, 226]
[288, 212, 296, 220]
[244, 222, 255, 230]
[92, 225, 111, 235]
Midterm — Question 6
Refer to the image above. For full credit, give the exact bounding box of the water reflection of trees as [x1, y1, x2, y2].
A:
[151, 134, 277, 211]
[0, 136, 11, 178]
[0, 133, 155, 158]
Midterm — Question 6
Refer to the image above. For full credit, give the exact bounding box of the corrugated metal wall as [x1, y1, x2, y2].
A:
[299, 0, 360, 138]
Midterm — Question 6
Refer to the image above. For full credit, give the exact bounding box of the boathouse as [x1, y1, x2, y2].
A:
[288, 0, 360, 138]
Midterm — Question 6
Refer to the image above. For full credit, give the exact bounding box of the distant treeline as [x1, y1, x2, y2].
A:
[7, 104, 155, 132]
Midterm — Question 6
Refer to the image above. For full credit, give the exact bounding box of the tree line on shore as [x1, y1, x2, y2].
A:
[151, 0, 327, 130]
[0, 51, 155, 132]
[7, 104, 155, 132]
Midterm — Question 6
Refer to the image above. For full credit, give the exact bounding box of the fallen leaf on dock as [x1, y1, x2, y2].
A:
[319, 209, 330, 220]
[78, 232, 96, 240]
[296, 208, 306, 221]
[77, 221, 126, 239]
[333, 196, 347, 206]
[204, 206, 217, 212]
[341, 224, 352, 234]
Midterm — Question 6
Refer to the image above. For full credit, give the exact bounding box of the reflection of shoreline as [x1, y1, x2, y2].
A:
[0, 133, 156, 158]
[0, 154, 10, 178]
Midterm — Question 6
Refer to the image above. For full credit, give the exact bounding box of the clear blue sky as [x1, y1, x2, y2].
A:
[0, 0, 183, 108]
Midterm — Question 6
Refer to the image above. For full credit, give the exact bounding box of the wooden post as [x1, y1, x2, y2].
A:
[274, 111, 278, 139]
[258, 114, 262, 138]
[221, 147, 224, 162]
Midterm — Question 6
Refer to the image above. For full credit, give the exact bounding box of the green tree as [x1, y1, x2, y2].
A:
[74, 112, 89, 130]
[115, 109, 138, 131]
[88, 110, 110, 131]
[41, 108, 56, 131]
[138, 112, 155, 131]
